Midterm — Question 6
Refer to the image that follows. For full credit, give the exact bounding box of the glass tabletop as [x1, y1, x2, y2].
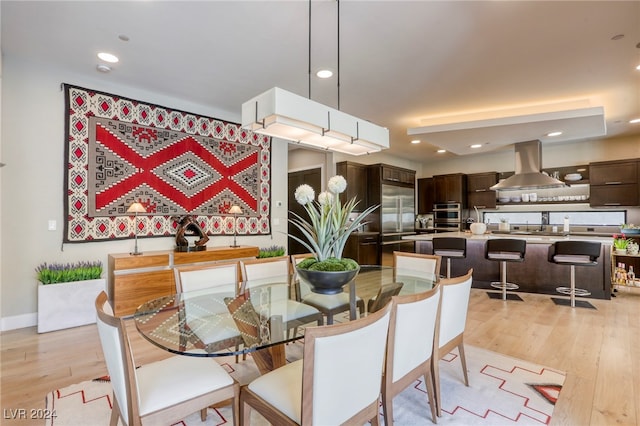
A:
[133, 265, 436, 358]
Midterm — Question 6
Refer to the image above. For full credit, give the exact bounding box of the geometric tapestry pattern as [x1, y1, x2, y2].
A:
[63, 84, 271, 243]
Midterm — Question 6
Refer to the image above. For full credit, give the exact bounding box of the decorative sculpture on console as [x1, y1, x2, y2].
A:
[173, 215, 209, 252]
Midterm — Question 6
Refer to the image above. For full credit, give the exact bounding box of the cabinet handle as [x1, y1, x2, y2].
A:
[475, 189, 486, 192]
[604, 203, 621, 206]
[475, 205, 486, 208]
[604, 181, 622, 185]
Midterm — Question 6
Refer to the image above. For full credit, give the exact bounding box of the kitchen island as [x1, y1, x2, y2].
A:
[404, 231, 613, 300]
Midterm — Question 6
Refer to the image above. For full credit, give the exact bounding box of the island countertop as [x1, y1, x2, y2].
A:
[403, 231, 613, 245]
[406, 231, 613, 300]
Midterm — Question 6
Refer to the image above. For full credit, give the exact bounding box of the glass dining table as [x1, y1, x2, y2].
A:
[133, 265, 436, 374]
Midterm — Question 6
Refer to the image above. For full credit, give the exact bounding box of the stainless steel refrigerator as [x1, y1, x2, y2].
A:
[380, 184, 416, 265]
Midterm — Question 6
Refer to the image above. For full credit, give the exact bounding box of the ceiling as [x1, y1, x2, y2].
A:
[2, 1, 639, 163]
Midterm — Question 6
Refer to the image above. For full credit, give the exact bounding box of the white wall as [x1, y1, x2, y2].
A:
[0, 56, 289, 330]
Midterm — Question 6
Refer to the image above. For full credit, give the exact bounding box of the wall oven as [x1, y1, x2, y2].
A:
[433, 203, 462, 231]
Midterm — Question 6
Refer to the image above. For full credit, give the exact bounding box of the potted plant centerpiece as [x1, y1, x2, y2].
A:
[289, 175, 379, 294]
[36, 261, 105, 333]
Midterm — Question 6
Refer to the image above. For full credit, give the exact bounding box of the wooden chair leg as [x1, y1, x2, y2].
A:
[200, 408, 207, 421]
[458, 343, 469, 386]
[424, 367, 438, 424]
[432, 357, 442, 417]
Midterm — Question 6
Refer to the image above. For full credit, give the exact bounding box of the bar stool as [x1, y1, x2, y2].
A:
[432, 237, 467, 278]
[485, 238, 526, 301]
[548, 241, 601, 309]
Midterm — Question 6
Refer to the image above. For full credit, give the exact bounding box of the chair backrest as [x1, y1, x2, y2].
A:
[393, 251, 441, 282]
[368, 282, 404, 313]
[432, 237, 467, 257]
[485, 238, 526, 261]
[291, 253, 315, 300]
[174, 261, 240, 295]
[548, 241, 602, 263]
[386, 284, 441, 383]
[301, 303, 392, 425]
[437, 269, 473, 349]
[240, 256, 291, 299]
[95, 291, 138, 424]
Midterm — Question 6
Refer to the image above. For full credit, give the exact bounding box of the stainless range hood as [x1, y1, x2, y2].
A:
[490, 140, 566, 191]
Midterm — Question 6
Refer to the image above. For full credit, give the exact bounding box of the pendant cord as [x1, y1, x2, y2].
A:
[308, 0, 312, 100]
[337, 0, 341, 110]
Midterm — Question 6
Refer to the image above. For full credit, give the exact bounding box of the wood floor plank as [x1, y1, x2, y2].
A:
[2, 288, 639, 425]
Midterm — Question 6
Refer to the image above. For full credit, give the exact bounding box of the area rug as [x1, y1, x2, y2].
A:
[63, 84, 271, 243]
[45, 344, 564, 425]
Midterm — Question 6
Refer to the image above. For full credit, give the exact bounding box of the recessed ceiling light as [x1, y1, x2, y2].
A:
[437, 149, 446, 153]
[546, 131, 563, 137]
[96, 64, 111, 73]
[630, 118, 640, 124]
[470, 144, 482, 149]
[636, 64, 640, 70]
[411, 140, 421, 144]
[316, 69, 333, 79]
[97, 52, 119, 63]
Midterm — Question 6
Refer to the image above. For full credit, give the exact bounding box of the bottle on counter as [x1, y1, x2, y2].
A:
[628, 266, 636, 286]
[563, 216, 570, 234]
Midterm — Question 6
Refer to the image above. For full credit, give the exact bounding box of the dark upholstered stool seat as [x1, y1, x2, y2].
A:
[548, 241, 601, 308]
[485, 239, 526, 301]
[432, 237, 467, 278]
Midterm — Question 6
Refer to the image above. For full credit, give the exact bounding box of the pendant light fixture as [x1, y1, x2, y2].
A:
[241, 1, 389, 156]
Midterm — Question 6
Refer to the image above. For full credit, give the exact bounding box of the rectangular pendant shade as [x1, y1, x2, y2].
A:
[241, 87, 389, 156]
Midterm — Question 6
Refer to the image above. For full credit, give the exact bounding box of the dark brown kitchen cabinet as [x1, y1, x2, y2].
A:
[417, 178, 435, 213]
[434, 173, 467, 206]
[380, 165, 415, 185]
[589, 159, 639, 207]
[466, 172, 497, 209]
[336, 161, 368, 211]
[344, 233, 380, 265]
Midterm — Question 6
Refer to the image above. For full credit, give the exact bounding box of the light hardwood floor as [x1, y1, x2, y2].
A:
[2, 287, 639, 425]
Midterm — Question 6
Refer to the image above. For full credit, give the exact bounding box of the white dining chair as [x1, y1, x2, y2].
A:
[393, 251, 441, 285]
[240, 256, 323, 337]
[432, 269, 473, 417]
[382, 284, 441, 425]
[291, 253, 364, 324]
[95, 291, 239, 426]
[239, 302, 392, 425]
[174, 261, 244, 360]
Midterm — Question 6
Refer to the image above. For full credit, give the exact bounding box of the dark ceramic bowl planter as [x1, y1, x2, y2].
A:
[295, 266, 360, 295]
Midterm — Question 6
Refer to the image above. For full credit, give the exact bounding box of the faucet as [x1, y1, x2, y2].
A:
[540, 212, 548, 232]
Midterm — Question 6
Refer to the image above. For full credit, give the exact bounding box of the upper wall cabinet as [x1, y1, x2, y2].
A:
[379, 164, 415, 185]
[434, 173, 467, 206]
[417, 178, 435, 213]
[589, 159, 639, 207]
[336, 161, 369, 211]
[466, 172, 497, 209]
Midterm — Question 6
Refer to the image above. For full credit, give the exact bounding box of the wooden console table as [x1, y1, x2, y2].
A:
[108, 245, 259, 316]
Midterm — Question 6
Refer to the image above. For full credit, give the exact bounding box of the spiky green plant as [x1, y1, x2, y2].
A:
[288, 175, 379, 269]
[36, 261, 103, 284]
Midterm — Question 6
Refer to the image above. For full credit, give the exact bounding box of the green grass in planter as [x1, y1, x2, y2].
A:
[257, 245, 286, 258]
[36, 261, 103, 284]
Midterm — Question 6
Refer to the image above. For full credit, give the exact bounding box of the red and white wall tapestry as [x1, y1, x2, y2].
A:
[63, 84, 271, 243]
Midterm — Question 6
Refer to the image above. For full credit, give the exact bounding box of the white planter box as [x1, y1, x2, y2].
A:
[37, 278, 106, 333]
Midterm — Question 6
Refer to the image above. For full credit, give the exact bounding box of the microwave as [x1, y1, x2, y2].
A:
[433, 203, 461, 222]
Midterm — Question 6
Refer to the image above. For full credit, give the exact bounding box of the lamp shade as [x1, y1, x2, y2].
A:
[242, 87, 389, 156]
[229, 205, 242, 214]
[126, 202, 146, 213]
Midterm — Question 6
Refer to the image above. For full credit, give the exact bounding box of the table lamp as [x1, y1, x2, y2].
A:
[229, 205, 242, 247]
[127, 201, 146, 255]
